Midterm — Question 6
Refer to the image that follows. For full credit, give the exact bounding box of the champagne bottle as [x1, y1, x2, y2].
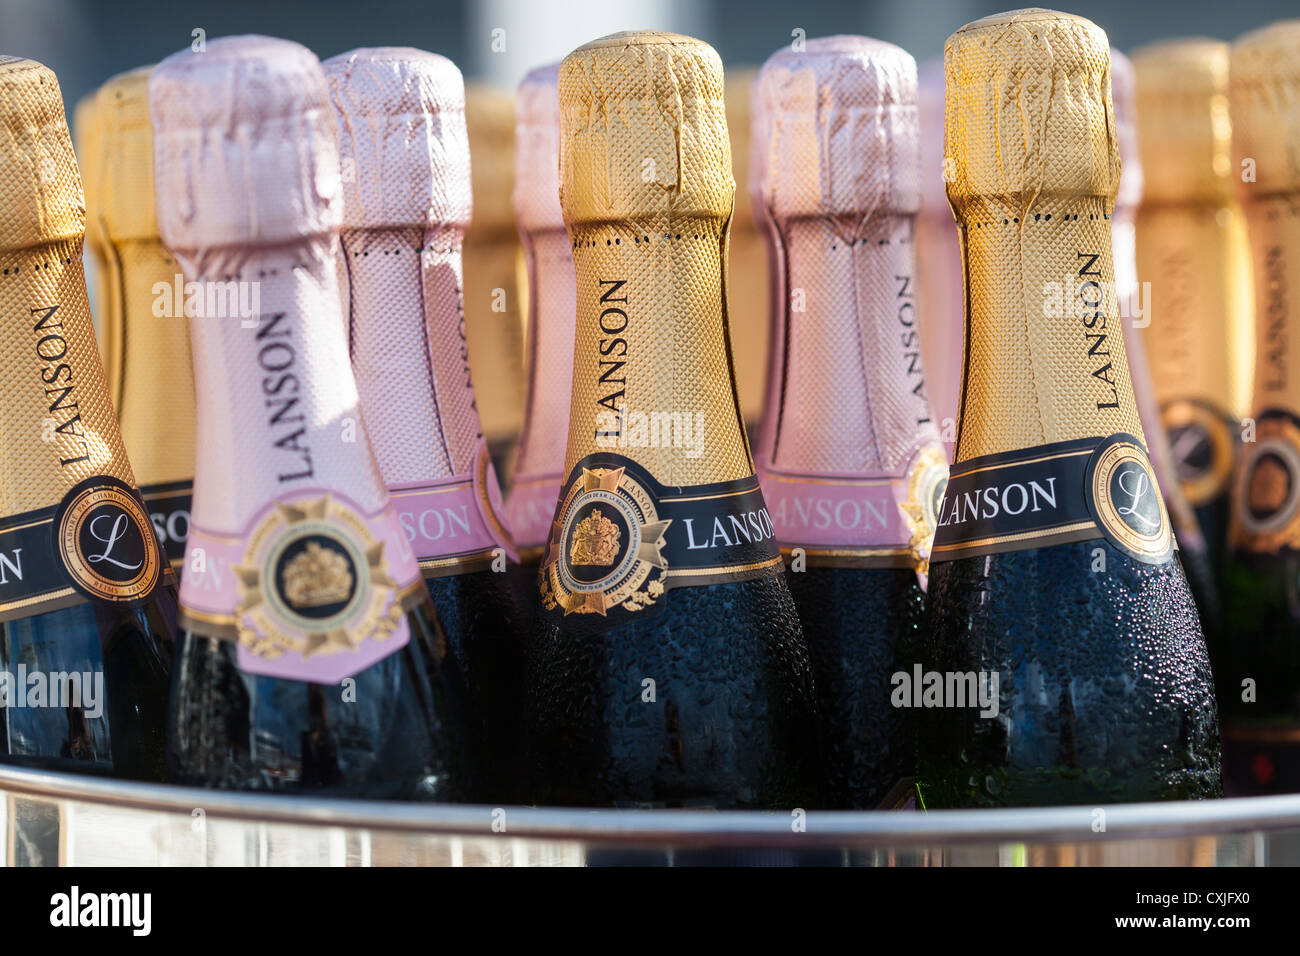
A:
[723, 67, 770, 431]
[525, 31, 821, 809]
[323, 47, 523, 803]
[1110, 48, 1222, 644]
[1132, 39, 1255, 585]
[1223, 19, 1300, 793]
[96, 67, 196, 569]
[751, 36, 948, 809]
[915, 59, 962, 460]
[506, 64, 574, 572]
[151, 35, 472, 799]
[463, 84, 526, 472]
[0, 56, 173, 780]
[918, 10, 1220, 807]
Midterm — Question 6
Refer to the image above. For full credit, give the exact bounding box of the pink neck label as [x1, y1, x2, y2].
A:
[388, 437, 519, 575]
[504, 470, 562, 555]
[179, 488, 422, 683]
[759, 442, 948, 573]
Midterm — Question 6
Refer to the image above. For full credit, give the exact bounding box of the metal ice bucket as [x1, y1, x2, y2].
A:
[3, 764, 1298, 865]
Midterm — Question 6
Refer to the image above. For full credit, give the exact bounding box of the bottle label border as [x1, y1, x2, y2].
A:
[538, 453, 783, 627]
[931, 433, 1174, 565]
[0, 475, 168, 623]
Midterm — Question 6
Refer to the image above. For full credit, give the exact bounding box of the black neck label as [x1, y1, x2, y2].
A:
[538, 453, 782, 628]
[931, 433, 1173, 565]
[140, 479, 192, 568]
[0, 476, 167, 623]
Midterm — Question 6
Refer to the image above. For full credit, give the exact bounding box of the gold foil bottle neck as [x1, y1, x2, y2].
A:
[99, 64, 197, 498]
[1231, 19, 1300, 199]
[1132, 39, 1233, 204]
[74, 86, 120, 404]
[559, 30, 733, 227]
[1, 57, 136, 514]
[558, 30, 751, 486]
[99, 67, 158, 244]
[725, 68, 758, 232]
[944, 11, 1145, 461]
[0, 58, 85, 252]
[723, 66, 769, 426]
[462, 82, 524, 452]
[945, 8, 1119, 216]
[1229, 20, 1300, 552]
[466, 83, 516, 232]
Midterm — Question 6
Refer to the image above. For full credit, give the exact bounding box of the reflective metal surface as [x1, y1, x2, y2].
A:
[2, 764, 1299, 865]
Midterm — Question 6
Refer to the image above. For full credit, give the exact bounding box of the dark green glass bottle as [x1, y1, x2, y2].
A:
[916, 10, 1220, 808]
[1220, 20, 1300, 795]
[524, 31, 821, 810]
[751, 37, 948, 809]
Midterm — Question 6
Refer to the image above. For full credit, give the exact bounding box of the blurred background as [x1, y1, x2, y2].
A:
[5, 0, 1296, 111]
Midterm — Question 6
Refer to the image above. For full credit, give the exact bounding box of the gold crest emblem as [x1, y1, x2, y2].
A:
[281, 541, 355, 608]
[234, 495, 411, 660]
[569, 508, 621, 566]
[540, 465, 671, 616]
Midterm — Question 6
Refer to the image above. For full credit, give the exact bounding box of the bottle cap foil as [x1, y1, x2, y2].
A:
[753, 35, 919, 222]
[326, 47, 470, 232]
[1111, 48, 1143, 219]
[1230, 19, 1300, 198]
[560, 31, 733, 228]
[0, 57, 84, 252]
[150, 35, 341, 255]
[945, 8, 1119, 216]
[513, 63, 562, 235]
[98, 68, 158, 243]
[1131, 38, 1232, 204]
[466, 83, 515, 232]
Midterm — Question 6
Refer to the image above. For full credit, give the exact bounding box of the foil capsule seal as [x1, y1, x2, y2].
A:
[325, 46, 517, 573]
[753, 36, 946, 576]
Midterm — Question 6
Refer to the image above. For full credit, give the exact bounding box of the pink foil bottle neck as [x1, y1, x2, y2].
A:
[507, 63, 576, 554]
[754, 36, 940, 477]
[325, 47, 516, 569]
[150, 35, 387, 533]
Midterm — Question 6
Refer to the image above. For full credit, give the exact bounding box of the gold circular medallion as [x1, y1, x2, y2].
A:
[541, 465, 671, 617]
[900, 443, 949, 571]
[1162, 399, 1236, 505]
[55, 477, 163, 603]
[1087, 437, 1173, 564]
[233, 495, 408, 662]
[1233, 416, 1300, 553]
